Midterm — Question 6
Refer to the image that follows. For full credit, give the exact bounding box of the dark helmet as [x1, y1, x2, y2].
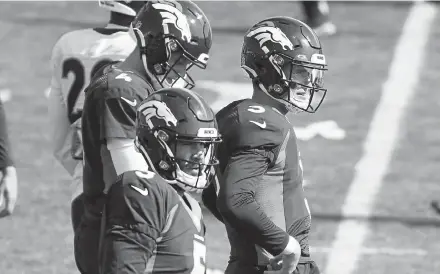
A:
[129, 0, 212, 89]
[135, 87, 221, 191]
[242, 16, 328, 113]
[98, 0, 146, 16]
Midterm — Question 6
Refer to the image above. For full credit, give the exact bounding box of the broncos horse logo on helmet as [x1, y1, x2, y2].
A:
[152, 2, 192, 43]
[138, 100, 179, 128]
[246, 22, 294, 52]
[129, 0, 212, 89]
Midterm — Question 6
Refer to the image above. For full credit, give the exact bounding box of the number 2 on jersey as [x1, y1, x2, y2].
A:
[62, 58, 112, 124]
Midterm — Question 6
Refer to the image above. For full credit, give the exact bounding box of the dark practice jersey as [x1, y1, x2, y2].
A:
[102, 170, 207, 274]
[213, 99, 312, 269]
[81, 64, 153, 215]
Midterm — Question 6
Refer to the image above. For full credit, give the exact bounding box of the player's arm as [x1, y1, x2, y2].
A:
[101, 171, 166, 273]
[201, 174, 224, 223]
[0, 100, 17, 217]
[0, 100, 14, 171]
[107, 138, 149, 175]
[101, 93, 149, 177]
[216, 148, 299, 257]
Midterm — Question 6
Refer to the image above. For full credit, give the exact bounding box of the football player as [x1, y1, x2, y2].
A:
[100, 87, 221, 273]
[79, 1, 212, 273]
[48, 0, 145, 232]
[202, 17, 327, 274]
[0, 99, 17, 218]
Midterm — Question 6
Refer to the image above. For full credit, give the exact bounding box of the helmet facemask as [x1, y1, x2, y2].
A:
[140, 35, 208, 90]
[170, 136, 219, 191]
[267, 52, 327, 113]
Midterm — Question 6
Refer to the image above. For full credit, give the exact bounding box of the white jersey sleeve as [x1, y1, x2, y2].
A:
[48, 27, 136, 177]
[49, 35, 77, 176]
[106, 137, 149, 193]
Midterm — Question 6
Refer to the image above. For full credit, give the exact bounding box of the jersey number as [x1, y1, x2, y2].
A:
[62, 58, 112, 124]
[192, 235, 207, 274]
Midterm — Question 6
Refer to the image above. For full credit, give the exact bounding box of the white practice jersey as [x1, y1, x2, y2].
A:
[48, 25, 135, 199]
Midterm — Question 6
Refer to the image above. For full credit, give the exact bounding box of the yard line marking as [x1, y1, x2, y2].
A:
[325, 2, 437, 274]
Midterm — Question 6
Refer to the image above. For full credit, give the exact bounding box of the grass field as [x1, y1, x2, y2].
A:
[0, 1, 440, 274]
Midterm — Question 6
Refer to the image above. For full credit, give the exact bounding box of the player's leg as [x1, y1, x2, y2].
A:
[74, 195, 104, 274]
[71, 170, 84, 231]
[301, 0, 337, 37]
[71, 193, 84, 231]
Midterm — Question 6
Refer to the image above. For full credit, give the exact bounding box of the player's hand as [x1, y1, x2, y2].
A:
[71, 118, 83, 160]
[264, 236, 301, 274]
[0, 166, 18, 218]
[266, 255, 283, 271]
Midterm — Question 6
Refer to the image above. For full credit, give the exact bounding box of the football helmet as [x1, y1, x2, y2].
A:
[129, 0, 212, 89]
[241, 16, 328, 113]
[98, 0, 146, 16]
[135, 88, 221, 191]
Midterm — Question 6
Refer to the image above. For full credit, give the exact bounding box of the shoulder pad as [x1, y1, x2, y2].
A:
[93, 28, 128, 35]
[105, 67, 154, 99]
[54, 29, 93, 54]
[86, 66, 153, 102]
[217, 100, 287, 150]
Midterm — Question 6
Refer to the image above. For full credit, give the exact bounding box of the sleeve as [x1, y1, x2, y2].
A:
[49, 37, 63, 96]
[107, 137, 149, 176]
[201, 175, 224, 223]
[0, 100, 13, 169]
[101, 173, 168, 272]
[216, 149, 290, 257]
[47, 37, 79, 176]
[100, 95, 137, 141]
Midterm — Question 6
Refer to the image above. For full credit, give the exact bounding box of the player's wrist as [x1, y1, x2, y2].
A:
[281, 235, 301, 256]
